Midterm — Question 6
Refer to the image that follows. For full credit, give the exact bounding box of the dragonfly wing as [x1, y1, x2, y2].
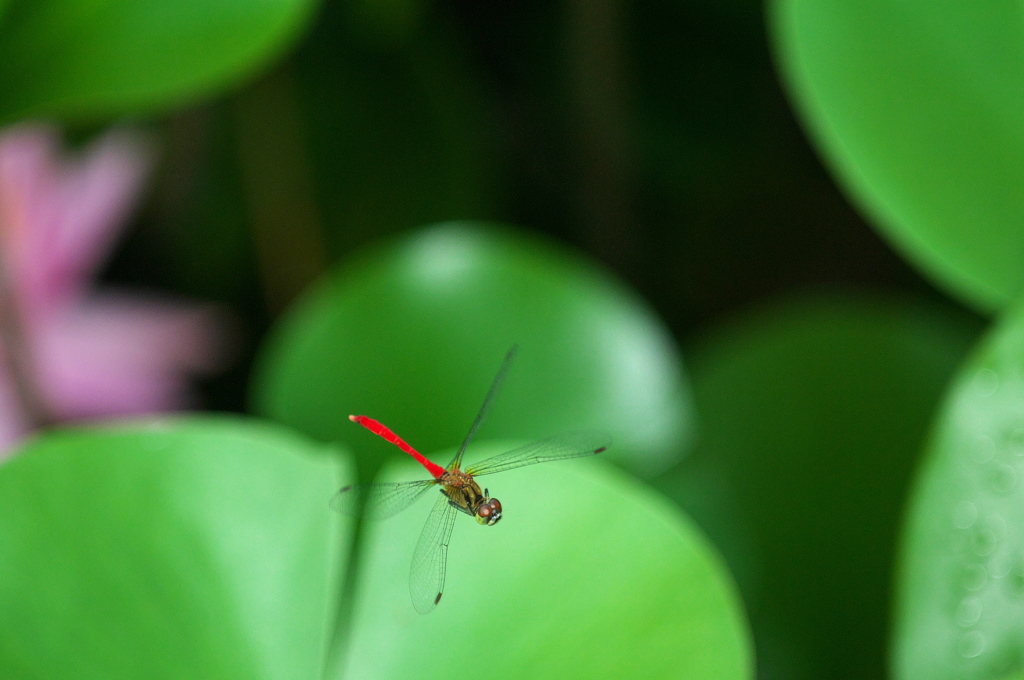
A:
[409, 491, 459, 614]
[329, 480, 437, 520]
[466, 432, 610, 477]
[447, 345, 519, 471]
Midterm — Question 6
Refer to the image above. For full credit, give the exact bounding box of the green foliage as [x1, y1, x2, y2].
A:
[251, 222, 694, 478]
[0, 0, 319, 123]
[343, 448, 752, 680]
[895, 300, 1024, 680]
[771, 0, 1024, 312]
[656, 294, 978, 680]
[0, 422, 753, 678]
[0, 417, 345, 679]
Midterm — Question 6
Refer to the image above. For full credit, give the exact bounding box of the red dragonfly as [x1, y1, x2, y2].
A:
[330, 347, 609, 613]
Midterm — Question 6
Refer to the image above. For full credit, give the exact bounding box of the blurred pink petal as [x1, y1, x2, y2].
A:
[0, 124, 152, 316]
[38, 293, 225, 419]
[0, 123, 227, 453]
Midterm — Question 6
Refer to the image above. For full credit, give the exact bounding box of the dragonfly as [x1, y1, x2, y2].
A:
[330, 346, 609, 614]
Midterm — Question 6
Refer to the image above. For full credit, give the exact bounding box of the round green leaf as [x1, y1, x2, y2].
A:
[0, 416, 348, 679]
[895, 300, 1024, 679]
[771, 0, 1024, 312]
[655, 294, 978, 680]
[0, 0, 318, 123]
[342, 445, 752, 679]
[252, 222, 694, 478]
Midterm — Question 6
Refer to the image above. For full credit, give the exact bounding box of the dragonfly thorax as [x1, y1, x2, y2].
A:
[440, 470, 503, 526]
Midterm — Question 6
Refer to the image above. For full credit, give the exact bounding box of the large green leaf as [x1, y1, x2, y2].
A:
[0, 416, 347, 679]
[0, 0, 318, 123]
[251, 223, 694, 478]
[895, 300, 1024, 680]
[771, 0, 1024, 312]
[656, 294, 978, 680]
[342, 446, 752, 679]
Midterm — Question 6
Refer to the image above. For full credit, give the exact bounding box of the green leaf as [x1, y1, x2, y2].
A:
[251, 222, 694, 478]
[0, 0, 319, 123]
[999, 673, 1024, 680]
[655, 294, 978, 680]
[342, 445, 752, 679]
[895, 300, 1024, 679]
[0, 416, 348, 679]
[771, 0, 1024, 312]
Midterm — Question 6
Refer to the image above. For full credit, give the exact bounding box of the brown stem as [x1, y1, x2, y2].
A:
[565, 0, 638, 274]
[233, 65, 330, 315]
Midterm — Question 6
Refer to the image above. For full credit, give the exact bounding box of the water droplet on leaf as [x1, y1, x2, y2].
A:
[956, 598, 983, 627]
[973, 528, 999, 556]
[988, 464, 1018, 493]
[1007, 426, 1024, 456]
[961, 563, 988, 591]
[959, 631, 986, 658]
[975, 369, 1000, 398]
[954, 501, 979, 529]
[971, 435, 996, 464]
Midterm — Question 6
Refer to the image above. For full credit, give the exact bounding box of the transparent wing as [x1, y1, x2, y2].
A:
[448, 345, 519, 471]
[409, 491, 459, 614]
[466, 433, 610, 477]
[329, 480, 437, 520]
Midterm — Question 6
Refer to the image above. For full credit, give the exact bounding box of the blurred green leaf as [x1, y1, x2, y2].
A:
[251, 222, 694, 478]
[0, 0, 319, 123]
[895, 301, 1024, 680]
[0, 416, 347, 679]
[343, 446, 752, 679]
[771, 0, 1024, 312]
[655, 294, 978, 680]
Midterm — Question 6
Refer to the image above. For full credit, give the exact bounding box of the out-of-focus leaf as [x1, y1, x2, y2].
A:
[0, 416, 348, 679]
[0, 0, 319, 123]
[771, 0, 1024, 312]
[895, 300, 1024, 680]
[656, 294, 978, 680]
[251, 222, 693, 479]
[342, 445, 752, 679]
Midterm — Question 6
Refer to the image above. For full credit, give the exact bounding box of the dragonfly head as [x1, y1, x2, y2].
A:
[475, 496, 502, 526]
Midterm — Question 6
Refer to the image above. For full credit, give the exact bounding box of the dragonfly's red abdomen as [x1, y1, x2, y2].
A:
[348, 414, 445, 479]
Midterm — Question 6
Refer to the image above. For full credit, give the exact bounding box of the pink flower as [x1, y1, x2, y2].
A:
[0, 123, 225, 456]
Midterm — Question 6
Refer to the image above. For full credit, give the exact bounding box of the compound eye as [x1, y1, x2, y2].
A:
[475, 498, 503, 525]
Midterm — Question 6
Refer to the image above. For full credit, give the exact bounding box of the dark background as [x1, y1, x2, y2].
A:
[104, 0, 960, 414]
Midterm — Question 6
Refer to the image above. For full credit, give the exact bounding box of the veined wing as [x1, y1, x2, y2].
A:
[447, 345, 518, 471]
[409, 491, 459, 614]
[466, 433, 610, 477]
[329, 479, 437, 520]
